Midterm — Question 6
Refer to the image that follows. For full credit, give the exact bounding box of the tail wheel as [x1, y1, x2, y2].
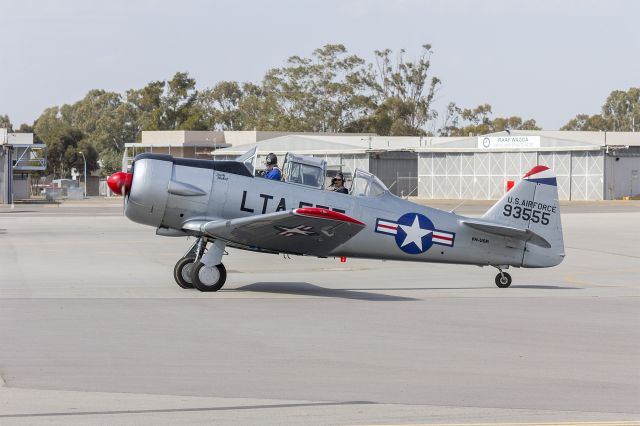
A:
[495, 272, 512, 288]
[190, 262, 227, 292]
[173, 257, 196, 289]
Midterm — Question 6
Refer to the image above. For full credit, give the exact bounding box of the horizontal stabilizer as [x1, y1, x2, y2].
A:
[461, 218, 551, 248]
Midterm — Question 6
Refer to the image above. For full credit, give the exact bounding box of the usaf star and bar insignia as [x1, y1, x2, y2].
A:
[375, 213, 455, 254]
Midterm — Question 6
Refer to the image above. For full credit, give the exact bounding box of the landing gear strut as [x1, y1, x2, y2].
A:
[494, 266, 512, 288]
[173, 238, 228, 291]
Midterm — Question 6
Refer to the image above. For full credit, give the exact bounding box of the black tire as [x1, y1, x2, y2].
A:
[190, 262, 227, 292]
[173, 257, 196, 289]
[495, 272, 512, 288]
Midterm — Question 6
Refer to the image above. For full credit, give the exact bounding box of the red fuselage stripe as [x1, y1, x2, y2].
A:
[433, 235, 453, 240]
[377, 223, 397, 230]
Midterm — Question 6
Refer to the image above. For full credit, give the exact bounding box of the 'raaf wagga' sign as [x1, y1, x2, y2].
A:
[477, 136, 540, 149]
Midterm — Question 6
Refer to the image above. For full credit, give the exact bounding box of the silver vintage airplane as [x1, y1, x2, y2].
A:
[107, 149, 565, 292]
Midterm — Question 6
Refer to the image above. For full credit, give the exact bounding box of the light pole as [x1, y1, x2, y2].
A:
[78, 151, 86, 198]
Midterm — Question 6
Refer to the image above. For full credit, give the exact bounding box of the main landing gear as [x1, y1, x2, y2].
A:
[494, 266, 512, 288]
[173, 237, 227, 292]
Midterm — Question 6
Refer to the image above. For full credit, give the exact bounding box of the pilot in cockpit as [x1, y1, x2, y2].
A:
[263, 153, 282, 181]
[330, 172, 348, 194]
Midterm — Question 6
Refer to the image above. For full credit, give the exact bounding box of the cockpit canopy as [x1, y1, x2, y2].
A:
[235, 148, 389, 196]
[349, 169, 388, 197]
[281, 153, 326, 189]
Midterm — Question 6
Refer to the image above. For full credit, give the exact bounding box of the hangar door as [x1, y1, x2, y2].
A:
[369, 151, 418, 197]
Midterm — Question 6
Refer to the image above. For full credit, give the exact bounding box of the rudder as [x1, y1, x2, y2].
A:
[482, 166, 565, 267]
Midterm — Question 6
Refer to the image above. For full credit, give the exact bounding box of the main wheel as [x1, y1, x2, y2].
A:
[173, 257, 196, 289]
[495, 272, 512, 288]
[190, 262, 227, 292]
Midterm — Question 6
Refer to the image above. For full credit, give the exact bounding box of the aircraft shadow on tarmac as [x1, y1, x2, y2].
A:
[235, 282, 419, 301]
[510, 285, 582, 289]
[0, 210, 38, 214]
[234, 282, 580, 299]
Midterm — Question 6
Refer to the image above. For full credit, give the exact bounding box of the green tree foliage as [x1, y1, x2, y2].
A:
[30, 47, 640, 180]
[194, 44, 441, 136]
[561, 87, 639, 131]
[33, 72, 207, 178]
[56, 90, 136, 153]
[0, 114, 13, 131]
[125, 80, 165, 133]
[164, 72, 206, 130]
[97, 149, 123, 178]
[602, 87, 640, 131]
[34, 109, 98, 179]
[235, 82, 292, 131]
[196, 81, 246, 130]
[560, 114, 610, 131]
[16, 123, 34, 133]
[126, 72, 207, 134]
[259, 44, 372, 132]
[356, 44, 440, 135]
[439, 103, 541, 136]
[34, 93, 129, 178]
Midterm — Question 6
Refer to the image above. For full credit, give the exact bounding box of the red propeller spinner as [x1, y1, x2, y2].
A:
[107, 172, 132, 195]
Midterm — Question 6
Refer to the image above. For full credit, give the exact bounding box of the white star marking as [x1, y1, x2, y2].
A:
[398, 216, 432, 251]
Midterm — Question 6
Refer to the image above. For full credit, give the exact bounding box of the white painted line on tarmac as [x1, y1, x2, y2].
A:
[357, 421, 640, 426]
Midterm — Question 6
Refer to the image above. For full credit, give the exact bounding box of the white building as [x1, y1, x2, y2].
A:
[1, 130, 47, 203]
[123, 129, 640, 200]
[211, 130, 640, 200]
[414, 131, 640, 200]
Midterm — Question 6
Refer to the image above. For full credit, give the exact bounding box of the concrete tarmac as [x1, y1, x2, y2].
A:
[0, 200, 639, 425]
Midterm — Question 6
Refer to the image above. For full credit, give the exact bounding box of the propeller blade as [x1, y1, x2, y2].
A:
[121, 184, 126, 215]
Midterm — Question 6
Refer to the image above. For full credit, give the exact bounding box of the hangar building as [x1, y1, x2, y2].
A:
[209, 130, 640, 200]
[127, 129, 639, 200]
[415, 130, 640, 201]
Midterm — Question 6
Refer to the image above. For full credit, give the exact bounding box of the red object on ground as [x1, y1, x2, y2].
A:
[107, 172, 132, 195]
[340, 256, 347, 263]
[506, 180, 515, 192]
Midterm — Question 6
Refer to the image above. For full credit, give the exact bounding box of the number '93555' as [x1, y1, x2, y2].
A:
[503, 204, 550, 225]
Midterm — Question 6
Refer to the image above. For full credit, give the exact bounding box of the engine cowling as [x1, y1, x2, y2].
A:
[123, 157, 172, 228]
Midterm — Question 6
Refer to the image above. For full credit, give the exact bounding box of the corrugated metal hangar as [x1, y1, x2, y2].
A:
[419, 131, 640, 200]
[131, 130, 640, 200]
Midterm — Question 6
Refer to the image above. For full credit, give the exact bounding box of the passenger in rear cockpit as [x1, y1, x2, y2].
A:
[329, 172, 348, 194]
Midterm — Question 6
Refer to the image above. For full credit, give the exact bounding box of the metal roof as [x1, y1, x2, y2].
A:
[212, 131, 640, 156]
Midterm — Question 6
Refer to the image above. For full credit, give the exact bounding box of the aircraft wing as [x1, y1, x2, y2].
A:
[196, 208, 366, 256]
[460, 218, 551, 248]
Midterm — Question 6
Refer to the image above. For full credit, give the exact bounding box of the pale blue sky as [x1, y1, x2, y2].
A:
[1, 0, 638, 130]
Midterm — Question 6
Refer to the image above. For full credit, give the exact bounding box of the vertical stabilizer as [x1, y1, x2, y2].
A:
[482, 166, 565, 267]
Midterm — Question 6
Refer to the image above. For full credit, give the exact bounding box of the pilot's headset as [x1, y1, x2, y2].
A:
[331, 172, 345, 186]
[265, 153, 278, 167]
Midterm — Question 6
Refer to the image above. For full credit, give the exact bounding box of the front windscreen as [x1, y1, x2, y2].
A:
[287, 163, 323, 188]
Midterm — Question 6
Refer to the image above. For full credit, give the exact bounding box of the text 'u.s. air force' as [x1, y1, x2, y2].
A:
[502, 196, 556, 225]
